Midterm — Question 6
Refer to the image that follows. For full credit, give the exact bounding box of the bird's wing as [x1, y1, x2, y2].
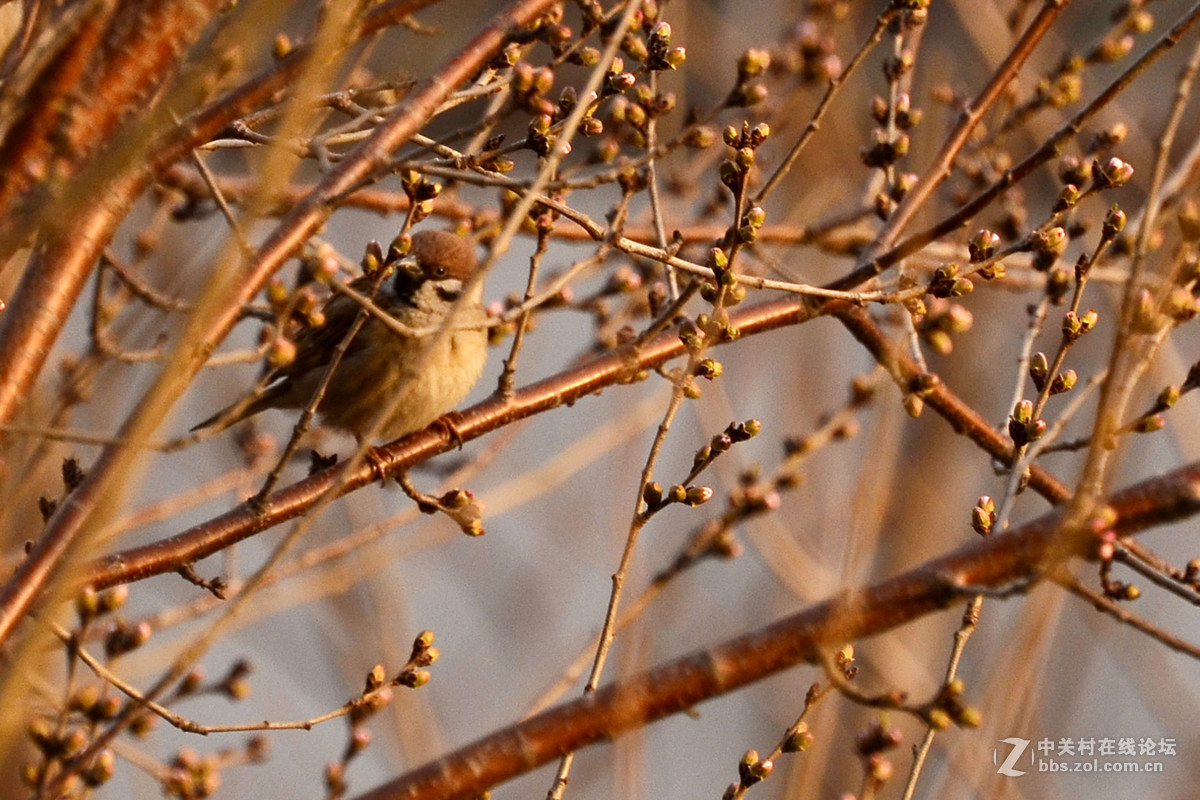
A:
[273, 284, 383, 381]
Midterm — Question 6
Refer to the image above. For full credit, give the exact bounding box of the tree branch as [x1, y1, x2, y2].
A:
[350, 461, 1200, 800]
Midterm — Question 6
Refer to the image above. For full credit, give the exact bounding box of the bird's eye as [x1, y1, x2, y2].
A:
[432, 266, 448, 278]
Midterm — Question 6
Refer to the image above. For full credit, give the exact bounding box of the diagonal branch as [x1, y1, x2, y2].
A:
[87, 295, 819, 589]
[348, 461, 1200, 800]
[0, 0, 563, 653]
[86, 292, 1078, 592]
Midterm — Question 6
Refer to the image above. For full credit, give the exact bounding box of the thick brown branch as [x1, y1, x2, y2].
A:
[830, 301, 1070, 504]
[0, 0, 229, 429]
[85, 294, 1083, 591]
[87, 296, 817, 589]
[0, 0, 563, 652]
[0, 0, 448, 432]
[349, 462, 1200, 800]
[0, 0, 229, 257]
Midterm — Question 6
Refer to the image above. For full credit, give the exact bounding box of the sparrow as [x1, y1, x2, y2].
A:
[193, 229, 489, 442]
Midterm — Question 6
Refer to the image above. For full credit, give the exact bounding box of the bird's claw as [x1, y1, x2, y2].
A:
[431, 411, 468, 449]
[365, 445, 391, 486]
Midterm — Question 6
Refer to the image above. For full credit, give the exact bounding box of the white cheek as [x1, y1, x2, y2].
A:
[412, 279, 461, 306]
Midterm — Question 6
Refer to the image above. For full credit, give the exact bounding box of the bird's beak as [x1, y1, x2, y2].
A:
[395, 254, 423, 284]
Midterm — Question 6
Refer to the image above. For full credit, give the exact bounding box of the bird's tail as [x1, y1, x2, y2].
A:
[189, 389, 276, 433]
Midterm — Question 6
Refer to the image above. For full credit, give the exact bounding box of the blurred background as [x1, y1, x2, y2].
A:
[3, 1, 1200, 798]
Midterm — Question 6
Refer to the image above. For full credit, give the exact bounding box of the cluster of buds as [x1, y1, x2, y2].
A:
[1058, 154, 1093, 187]
[854, 716, 904, 788]
[926, 263, 974, 299]
[336, 630, 441, 789]
[1028, 352, 1077, 395]
[698, 247, 746, 307]
[1061, 308, 1099, 343]
[359, 238, 387, 279]
[864, 87, 921, 216]
[68, 685, 122, 728]
[903, 371, 939, 419]
[265, 272, 320, 320]
[971, 495, 996, 535]
[690, 419, 762, 474]
[524, 6, 576, 60]
[641, 480, 714, 513]
[472, 133, 516, 175]
[869, 91, 923, 133]
[726, 48, 770, 107]
[432, 488, 486, 537]
[892, 0, 931, 25]
[585, 18, 682, 151]
[1178, 199, 1200, 241]
[874, 170, 919, 219]
[964, 228, 1000, 265]
[24, 585, 160, 790]
[302, 241, 340, 285]
[171, 661, 254, 703]
[782, 720, 816, 753]
[512, 61, 556, 116]
[38, 457, 88, 521]
[736, 204, 767, 245]
[1182, 557, 1200, 591]
[104, 618, 153, 659]
[164, 749, 224, 799]
[258, 310, 301, 372]
[218, 660, 253, 701]
[1151, 383, 1182, 416]
[918, 299, 973, 355]
[1092, 156, 1135, 190]
[778, 20, 842, 84]
[924, 679, 982, 730]
[1045, 264, 1073, 305]
[527, 112, 566, 157]
[75, 584, 127, 627]
[727, 470, 782, 517]
[719, 121, 771, 198]
[644, 21, 686, 72]
[1008, 399, 1046, 446]
[1089, 32, 1136, 65]
[1026, 225, 1068, 271]
[607, 80, 676, 142]
[1087, 122, 1129, 155]
[862, 88, 923, 182]
[399, 170, 442, 221]
[1131, 412, 1166, 435]
[1170, 251, 1200, 324]
[688, 309, 741, 347]
[733, 749, 773, 790]
[396, 629, 440, 688]
[24, 723, 114, 789]
[860, 125, 910, 170]
[1053, 182, 1082, 214]
[1036, 69, 1084, 110]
